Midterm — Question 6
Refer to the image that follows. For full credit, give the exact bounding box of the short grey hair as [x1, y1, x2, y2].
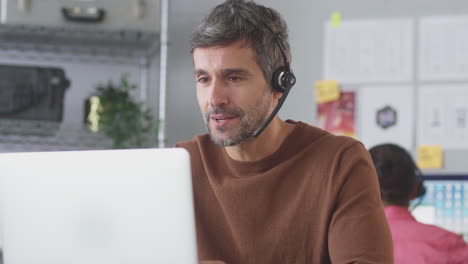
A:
[191, 0, 291, 89]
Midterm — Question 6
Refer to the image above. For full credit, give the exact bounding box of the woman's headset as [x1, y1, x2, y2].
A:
[413, 162, 427, 199]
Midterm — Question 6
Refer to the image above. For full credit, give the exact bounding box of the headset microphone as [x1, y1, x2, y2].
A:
[252, 81, 292, 137]
[252, 26, 296, 137]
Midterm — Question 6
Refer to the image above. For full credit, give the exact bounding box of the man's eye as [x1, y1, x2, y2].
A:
[197, 77, 209, 83]
[228, 76, 242, 82]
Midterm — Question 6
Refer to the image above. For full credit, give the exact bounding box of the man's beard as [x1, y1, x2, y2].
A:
[204, 91, 273, 147]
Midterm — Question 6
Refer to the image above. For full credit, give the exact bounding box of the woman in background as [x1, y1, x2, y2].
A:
[369, 143, 468, 264]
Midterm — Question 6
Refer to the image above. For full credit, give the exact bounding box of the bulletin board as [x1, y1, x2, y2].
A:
[313, 2, 468, 175]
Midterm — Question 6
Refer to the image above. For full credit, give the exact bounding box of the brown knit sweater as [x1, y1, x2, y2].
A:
[175, 121, 393, 264]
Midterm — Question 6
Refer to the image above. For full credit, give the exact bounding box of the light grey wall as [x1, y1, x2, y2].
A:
[165, 0, 468, 173]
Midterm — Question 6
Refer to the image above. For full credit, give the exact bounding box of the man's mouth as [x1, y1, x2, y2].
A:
[212, 116, 234, 121]
[210, 115, 238, 125]
[204, 107, 244, 128]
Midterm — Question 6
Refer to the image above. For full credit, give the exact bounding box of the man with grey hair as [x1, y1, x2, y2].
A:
[176, 1, 393, 263]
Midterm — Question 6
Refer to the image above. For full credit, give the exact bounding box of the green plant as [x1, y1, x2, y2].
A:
[91, 74, 154, 149]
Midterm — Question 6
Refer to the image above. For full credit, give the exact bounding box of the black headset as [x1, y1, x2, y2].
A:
[266, 25, 296, 93]
[399, 147, 427, 209]
[251, 23, 296, 137]
[413, 164, 427, 199]
[399, 146, 427, 200]
[409, 161, 427, 210]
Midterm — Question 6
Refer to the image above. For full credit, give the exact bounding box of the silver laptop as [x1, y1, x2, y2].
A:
[0, 148, 198, 264]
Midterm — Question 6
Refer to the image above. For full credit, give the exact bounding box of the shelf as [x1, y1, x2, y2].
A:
[0, 120, 113, 152]
[0, 24, 160, 151]
[0, 24, 159, 65]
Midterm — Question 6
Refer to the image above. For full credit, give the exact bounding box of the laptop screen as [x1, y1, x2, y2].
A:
[0, 148, 198, 264]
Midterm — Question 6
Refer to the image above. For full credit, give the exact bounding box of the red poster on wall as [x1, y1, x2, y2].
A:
[317, 91, 356, 137]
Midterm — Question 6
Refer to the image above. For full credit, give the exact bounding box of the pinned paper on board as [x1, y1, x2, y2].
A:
[419, 16, 468, 81]
[315, 80, 341, 104]
[417, 84, 468, 149]
[317, 91, 355, 137]
[324, 18, 414, 83]
[417, 145, 443, 169]
[358, 85, 414, 150]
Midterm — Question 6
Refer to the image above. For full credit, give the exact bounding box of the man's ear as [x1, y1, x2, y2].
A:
[270, 90, 286, 110]
[273, 90, 283, 101]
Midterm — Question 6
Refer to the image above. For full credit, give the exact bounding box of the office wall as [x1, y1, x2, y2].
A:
[165, 0, 468, 173]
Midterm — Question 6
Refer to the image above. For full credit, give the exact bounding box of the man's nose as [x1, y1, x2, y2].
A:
[209, 79, 229, 107]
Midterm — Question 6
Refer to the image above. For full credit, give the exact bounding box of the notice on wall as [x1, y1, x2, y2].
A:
[317, 91, 355, 137]
[358, 85, 414, 150]
[417, 145, 444, 169]
[419, 16, 468, 81]
[315, 80, 341, 104]
[324, 18, 414, 83]
[418, 84, 468, 149]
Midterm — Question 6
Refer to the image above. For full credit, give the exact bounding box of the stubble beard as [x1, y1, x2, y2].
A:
[204, 90, 273, 147]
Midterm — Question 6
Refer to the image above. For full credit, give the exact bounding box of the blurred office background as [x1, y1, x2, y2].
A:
[0, 0, 467, 240]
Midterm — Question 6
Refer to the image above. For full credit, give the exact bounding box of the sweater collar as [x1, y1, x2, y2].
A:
[220, 120, 306, 177]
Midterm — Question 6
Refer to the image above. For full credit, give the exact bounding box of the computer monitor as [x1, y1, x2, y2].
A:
[411, 175, 468, 241]
[0, 148, 198, 264]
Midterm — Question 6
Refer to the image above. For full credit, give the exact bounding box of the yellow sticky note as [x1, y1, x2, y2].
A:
[315, 80, 341, 104]
[331, 12, 342, 28]
[417, 145, 443, 169]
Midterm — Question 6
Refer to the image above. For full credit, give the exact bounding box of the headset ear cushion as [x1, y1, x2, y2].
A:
[417, 181, 427, 198]
[272, 66, 287, 93]
[272, 66, 296, 93]
[414, 168, 426, 198]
